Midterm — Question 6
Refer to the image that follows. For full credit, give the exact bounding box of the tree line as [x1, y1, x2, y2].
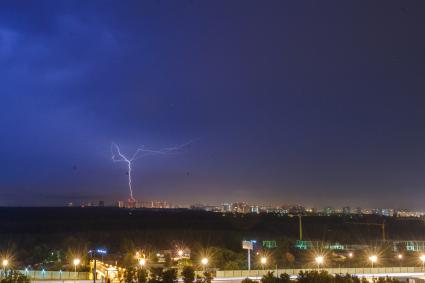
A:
[122, 266, 213, 283]
[242, 271, 402, 283]
[0, 271, 30, 283]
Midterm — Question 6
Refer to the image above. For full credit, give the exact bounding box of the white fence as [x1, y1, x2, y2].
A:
[0, 270, 90, 280]
[216, 267, 423, 278]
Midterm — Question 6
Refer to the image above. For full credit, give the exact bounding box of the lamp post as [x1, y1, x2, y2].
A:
[260, 257, 267, 270]
[420, 255, 425, 271]
[73, 258, 81, 273]
[348, 252, 353, 268]
[139, 258, 146, 268]
[369, 255, 377, 269]
[397, 254, 403, 269]
[2, 259, 8, 276]
[201, 258, 208, 271]
[315, 256, 324, 270]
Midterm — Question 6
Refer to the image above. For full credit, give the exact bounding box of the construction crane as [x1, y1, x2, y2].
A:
[347, 220, 386, 241]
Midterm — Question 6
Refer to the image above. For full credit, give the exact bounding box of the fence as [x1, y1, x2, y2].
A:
[216, 267, 424, 278]
[8, 267, 421, 280]
[0, 270, 90, 280]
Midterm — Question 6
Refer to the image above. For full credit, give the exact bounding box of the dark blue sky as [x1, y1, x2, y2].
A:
[1, 1, 425, 208]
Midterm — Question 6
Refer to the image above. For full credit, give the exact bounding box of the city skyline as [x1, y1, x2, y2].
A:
[2, 1, 425, 208]
[67, 199, 425, 215]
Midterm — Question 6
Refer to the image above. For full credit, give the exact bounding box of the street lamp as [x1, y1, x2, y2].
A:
[315, 256, 324, 270]
[73, 258, 81, 273]
[369, 255, 377, 268]
[397, 254, 403, 269]
[178, 250, 184, 258]
[201, 258, 208, 271]
[347, 253, 353, 268]
[139, 258, 146, 268]
[260, 257, 267, 270]
[2, 259, 8, 276]
[420, 255, 425, 271]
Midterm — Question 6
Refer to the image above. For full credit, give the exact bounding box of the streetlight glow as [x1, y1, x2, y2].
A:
[369, 255, 377, 268]
[315, 256, 324, 264]
[260, 256, 267, 270]
[73, 258, 80, 272]
[201, 257, 208, 271]
[178, 250, 184, 257]
[420, 255, 425, 270]
[201, 258, 208, 266]
[315, 256, 324, 269]
[139, 258, 146, 267]
[2, 259, 8, 268]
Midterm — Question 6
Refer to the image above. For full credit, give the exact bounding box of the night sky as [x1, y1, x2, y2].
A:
[1, 1, 425, 208]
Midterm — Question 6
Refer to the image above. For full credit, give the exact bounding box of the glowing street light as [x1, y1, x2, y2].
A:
[139, 258, 146, 268]
[2, 259, 8, 275]
[397, 254, 403, 269]
[369, 255, 377, 268]
[347, 252, 353, 268]
[260, 257, 267, 269]
[178, 250, 184, 258]
[73, 258, 81, 272]
[420, 255, 425, 271]
[201, 258, 208, 271]
[315, 256, 324, 270]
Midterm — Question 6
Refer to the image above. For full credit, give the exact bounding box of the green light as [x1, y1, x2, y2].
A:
[262, 240, 277, 249]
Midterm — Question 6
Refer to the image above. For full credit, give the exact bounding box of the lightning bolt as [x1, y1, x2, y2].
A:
[111, 141, 193, 201]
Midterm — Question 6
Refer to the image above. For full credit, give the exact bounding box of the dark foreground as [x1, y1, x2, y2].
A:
[1, 207, 425, 268]
[1, 207, 425, 248]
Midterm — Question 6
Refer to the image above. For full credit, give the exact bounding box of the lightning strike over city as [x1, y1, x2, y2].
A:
[111, 142, 193, 201]
[3, 1, 425, 281]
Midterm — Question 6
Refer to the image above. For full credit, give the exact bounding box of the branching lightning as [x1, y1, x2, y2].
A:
[111, 141, 192, 201]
